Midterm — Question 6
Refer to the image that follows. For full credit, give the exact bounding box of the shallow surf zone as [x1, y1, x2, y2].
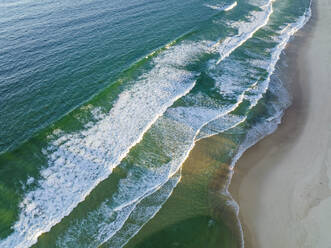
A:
[206, 6, 312, 247]
[0, 0, 312, 247]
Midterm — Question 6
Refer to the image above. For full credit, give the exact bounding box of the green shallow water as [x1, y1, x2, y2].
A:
[123, 134, 243, 248]
[133, 216, 235, 248]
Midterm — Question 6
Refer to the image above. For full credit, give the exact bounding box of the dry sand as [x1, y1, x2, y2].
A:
[229, 0, 331, 247]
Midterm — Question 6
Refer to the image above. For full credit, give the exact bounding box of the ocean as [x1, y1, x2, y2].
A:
[0, 0, 311, 247]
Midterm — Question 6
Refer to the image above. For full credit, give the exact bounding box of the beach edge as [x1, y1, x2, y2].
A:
[229, 0, 331, 246]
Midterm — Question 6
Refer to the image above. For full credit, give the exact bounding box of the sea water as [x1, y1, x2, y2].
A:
[0, 0, 311, 247]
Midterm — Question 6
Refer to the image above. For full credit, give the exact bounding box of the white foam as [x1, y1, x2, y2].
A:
[215, 1, 273, 64]
[56, 170, 181, 248]
[106, 171, 181, 248]
[205, 1, 237, 12]
[201, 0, 311, 143]
[196, 114, 247, 141]
[224, 1, 238, 11]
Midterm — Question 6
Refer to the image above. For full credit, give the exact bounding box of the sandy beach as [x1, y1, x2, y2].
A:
[230, 0, 331, 247]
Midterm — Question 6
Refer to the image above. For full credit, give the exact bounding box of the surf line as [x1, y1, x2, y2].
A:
[215, 0, 273, 64]
[221, 6, 313, 248]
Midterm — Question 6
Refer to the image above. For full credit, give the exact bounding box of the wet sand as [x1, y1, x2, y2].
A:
[229, 0, 331, 247]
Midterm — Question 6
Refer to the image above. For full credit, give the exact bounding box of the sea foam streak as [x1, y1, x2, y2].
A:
[205, 1, 237, 11]
[102, 172, 182, 248]
[215, 1, 273, 64]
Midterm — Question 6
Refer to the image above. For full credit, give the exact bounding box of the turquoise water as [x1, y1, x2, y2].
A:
[0, 0, 311, 247]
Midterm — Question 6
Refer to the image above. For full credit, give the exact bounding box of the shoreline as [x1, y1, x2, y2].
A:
[229, 0, 331, 247]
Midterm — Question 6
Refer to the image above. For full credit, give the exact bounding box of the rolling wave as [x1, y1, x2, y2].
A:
[216, 1, 273, 64]
[0, 41, 201, 248]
